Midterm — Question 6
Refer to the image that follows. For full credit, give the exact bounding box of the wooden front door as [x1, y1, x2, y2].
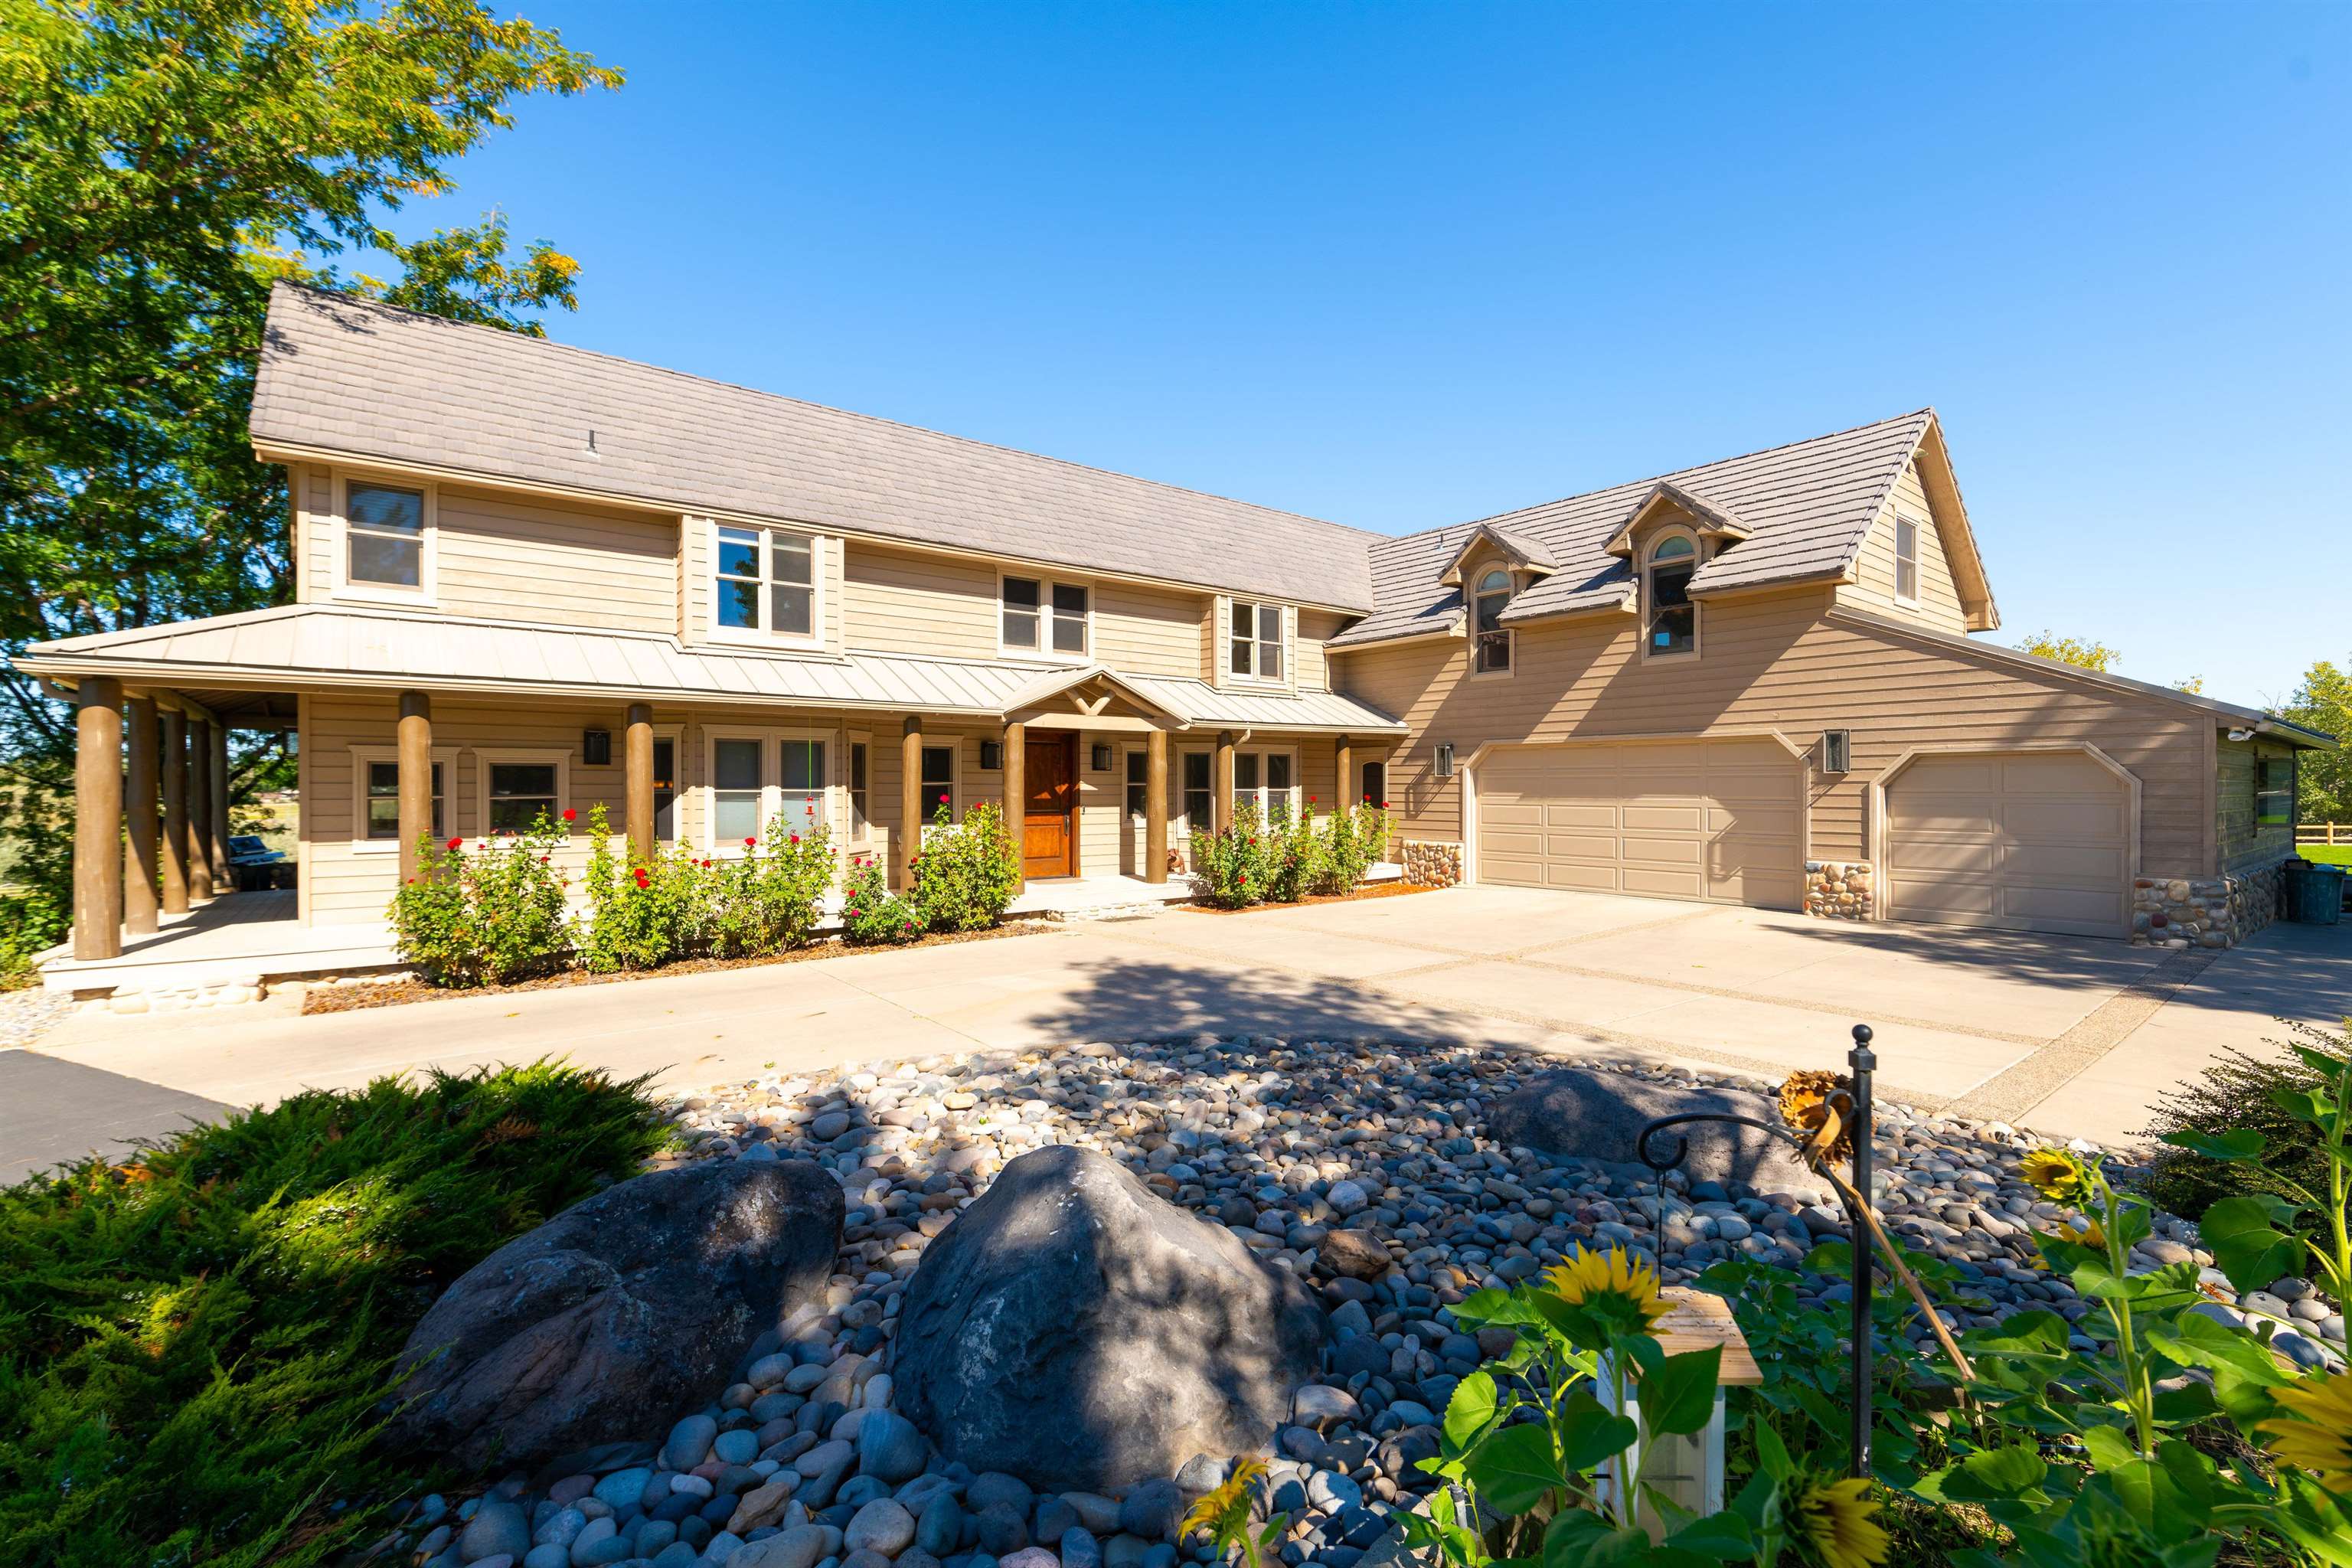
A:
[1023, 736, 1077, 877]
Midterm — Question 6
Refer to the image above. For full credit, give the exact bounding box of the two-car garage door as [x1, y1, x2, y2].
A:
[1476, 738, 1805, 907]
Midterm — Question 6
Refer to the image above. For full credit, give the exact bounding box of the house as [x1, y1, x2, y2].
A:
[22, 283, 2331, 972]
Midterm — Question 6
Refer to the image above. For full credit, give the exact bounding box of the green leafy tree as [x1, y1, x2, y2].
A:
[2282, 658, 2351, 822]
[2014, 630, 2122, 673]
[0, 0, 620, 891]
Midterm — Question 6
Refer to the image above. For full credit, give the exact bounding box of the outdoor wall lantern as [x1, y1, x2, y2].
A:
[1821, 729, 1852, 773]
[581, 728, 612, 766]
[1091, 742, 1113, 773]
[978, 740, 1003, 770]
[1435, 742, 1455, 778]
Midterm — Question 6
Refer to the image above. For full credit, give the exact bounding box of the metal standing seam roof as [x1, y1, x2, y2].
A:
[1331, 410, 1939, 649]
[252, 283, 1380, 613]
[13, 605, 1406, 734]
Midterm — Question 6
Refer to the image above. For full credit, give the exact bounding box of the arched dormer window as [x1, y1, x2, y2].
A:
[1473, 567, 1513, 674]
[1645, 533, 1697, 657]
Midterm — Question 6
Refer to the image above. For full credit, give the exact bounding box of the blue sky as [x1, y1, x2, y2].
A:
[376, 3, 2348, 705]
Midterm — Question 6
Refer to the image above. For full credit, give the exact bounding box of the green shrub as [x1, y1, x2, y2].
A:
[1263, 802, 1325, 903]
[2142, 1020, 2352, 1240]
[388, 814, 573, 986]
[841, 854, 923, 944]
[1312, 802, 1389, 895]
[912, 801, 1020, 933]
[705, 812, 835, 958]
[0, 888, 67, 990]
[0, 1063, 668, 1568]
[1191, 803, 1276, 908]
[576, 805, 709, 972]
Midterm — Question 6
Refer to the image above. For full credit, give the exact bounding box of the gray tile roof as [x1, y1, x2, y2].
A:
[253, 283, 1380, 612]
[17, 605, 1404, 733]
[1331, 410, 1936, 648]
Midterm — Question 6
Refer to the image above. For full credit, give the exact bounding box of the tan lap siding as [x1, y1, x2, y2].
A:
[844, 544, 999, 658]
[1837, 459, 1969, 634]
[1297, 610, 1349, 692]
[2217, 737, 2296, 875]
[1331, 587, 2213, 879]
[1092, 582, 1210, 678]
[434, 487, 678, 633]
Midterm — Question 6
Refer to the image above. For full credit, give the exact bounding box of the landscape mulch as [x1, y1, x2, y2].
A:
[300, 920, 1057, 1016]
[1181, 880, 1436, 915]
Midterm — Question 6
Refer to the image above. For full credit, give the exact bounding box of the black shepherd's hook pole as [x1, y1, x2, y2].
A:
[1633, 1022, 1881, 1481]
[1848, 1023, 1877, 1480]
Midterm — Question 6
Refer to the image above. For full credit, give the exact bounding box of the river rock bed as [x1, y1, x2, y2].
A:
[392, 1034, 2341, 1568]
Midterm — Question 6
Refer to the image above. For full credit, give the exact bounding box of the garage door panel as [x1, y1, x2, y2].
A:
[1888, 753, 2126, 938]
[1473, 738, 1802, 909]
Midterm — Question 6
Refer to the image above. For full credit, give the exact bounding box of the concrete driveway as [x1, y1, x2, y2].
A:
[8, 884, 2347, 1181]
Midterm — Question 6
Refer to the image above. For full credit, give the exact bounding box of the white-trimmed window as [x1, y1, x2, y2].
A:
[336, 475, 436, 602]
[350, 745, 457, 848]
[1893, 515, 1920, 604]
[1001, 575, 1089, 657]
[1233, 746, 1300, 825]
[480, 753, 567, 835]
[1645, 533, 1698, 658]
[714, 524, 818, 642]
[1230, 600, 1284, 681]
[705, 730, 833, 851]
[1124, 749, 1148, 822]
[920, 744, 959, 820]
[1178, 749, 1213, 835]
[1473, 568, 1514, 675]
[848, 733, 871, 841]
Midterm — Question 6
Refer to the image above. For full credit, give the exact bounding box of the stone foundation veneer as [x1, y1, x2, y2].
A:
[1803, 861, 1874, 920]
[2133, 864, 2285, 950]
[1403, 840, 1465, 887]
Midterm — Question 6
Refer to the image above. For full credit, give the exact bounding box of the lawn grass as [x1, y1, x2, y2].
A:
[0, 1063, 671, 1568]
[2301, 844, 2352, 866]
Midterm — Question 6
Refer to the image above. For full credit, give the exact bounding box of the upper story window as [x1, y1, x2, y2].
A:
[347, 482, 426, 590]
[1473, 568, 1513, 674]
[716, 524, 815, 639]
[1230, 601, 1283, 681]
[1001, 577, 1089, 656]
[1646, 534, 1697, 657]
[1893, 516, 1920, 603]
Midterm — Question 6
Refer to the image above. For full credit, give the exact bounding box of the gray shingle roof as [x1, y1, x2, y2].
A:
[253, 283, 1380, 612]
[16, 605, 1404, 733]
[1331, 410, 1937, 649]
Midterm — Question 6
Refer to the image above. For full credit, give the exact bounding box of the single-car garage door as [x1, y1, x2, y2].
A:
[1885, 752, 2128, 938]
[1476, 737, 1804, 906]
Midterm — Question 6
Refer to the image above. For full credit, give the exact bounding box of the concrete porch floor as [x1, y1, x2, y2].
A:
[39, 864, 1407, 997]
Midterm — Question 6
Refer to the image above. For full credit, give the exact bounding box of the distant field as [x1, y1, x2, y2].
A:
[2304, 844, 2352, 867]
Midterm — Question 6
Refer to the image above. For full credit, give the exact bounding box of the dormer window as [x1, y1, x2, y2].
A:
[714, 524, 815, 640]
[1230, 601, 1283, 681]
[1001, 575, 1089, 656]
[1646, 534, 1697, 657]
[1473, 569, 1513, 674]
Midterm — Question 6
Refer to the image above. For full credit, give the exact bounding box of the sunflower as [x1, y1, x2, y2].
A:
[1778, 1070, 1854, 1163]
[1181, 1457, 1267, 1558]
[1540, 1244, 1674, 1334]
[1787, 1475, 1890, 1568]
[2020, 1147, 2096, 1206]
[2258, 1373, 2352, 1494]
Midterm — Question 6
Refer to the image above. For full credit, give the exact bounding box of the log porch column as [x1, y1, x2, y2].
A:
[161, 707, 189, 914]
[1001, 721, 1025, 895]
[1334, 733, 1354, 812]
[897, 717, 923, 890]
[185, 717, 213, 902]
[73, 676, 124, 960]
[1213, 730, 1236, 834]
[207, 720, 232, 893]
[1145, 727, 1168, 884]
[123, 694, 159, 936]
[624, 702, 655, 861]
[397, 692, 433, 887]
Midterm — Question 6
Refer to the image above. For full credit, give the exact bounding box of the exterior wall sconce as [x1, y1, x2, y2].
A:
[1091, 742, 1113, 773]
[979, 740, 1003, 770]
[581, 729, 612, 766]
[1435, 742, 1455, 779]
[1821, 729, 1851, 773]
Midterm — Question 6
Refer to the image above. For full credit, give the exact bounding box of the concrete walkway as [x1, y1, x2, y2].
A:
[8, 886, 2346, 1181]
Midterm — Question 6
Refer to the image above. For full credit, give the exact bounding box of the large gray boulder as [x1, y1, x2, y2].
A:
[891, 1145, 1326, 1491]
[1486, 1067, 1792, 1187]
[390, 1157, 841, 1472]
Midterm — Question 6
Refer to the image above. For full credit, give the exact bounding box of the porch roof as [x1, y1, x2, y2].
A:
[15, 604, 1406, 735]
